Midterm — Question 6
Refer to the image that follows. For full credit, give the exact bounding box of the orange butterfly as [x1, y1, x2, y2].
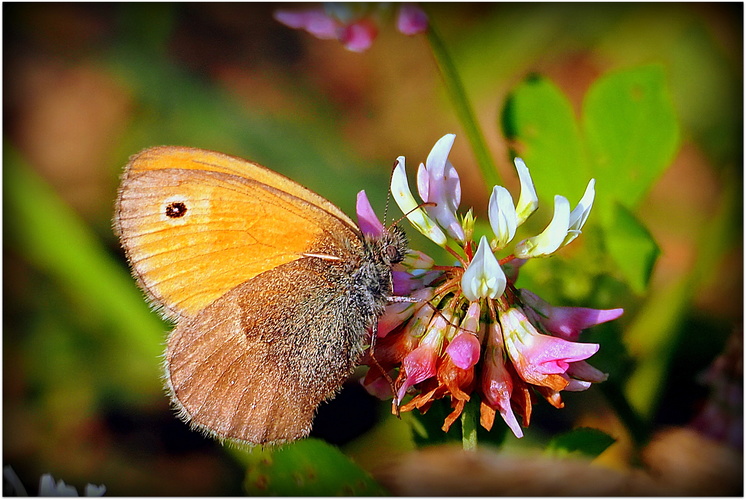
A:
[114, 146, 408, 445]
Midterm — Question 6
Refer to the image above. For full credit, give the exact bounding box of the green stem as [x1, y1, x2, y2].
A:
[461, 398, 478, 450]
[426, 20, 502, 190]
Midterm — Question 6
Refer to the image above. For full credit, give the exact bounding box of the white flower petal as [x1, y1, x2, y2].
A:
[564, 178, 596, 246]
[461, 236, 506, 301]
[84, 484, 107, 496]
[417, 134, 464, 242]
[391, 157, 447, 246]
[425, 134, 457, 181]
[402, 249, 435, 269]
[39, 475, 78, 496]
[488, 185, 517, 250]
[514, 195, 570, 258]
[416, 161, 430, 202]
[514, 157, 539, 225]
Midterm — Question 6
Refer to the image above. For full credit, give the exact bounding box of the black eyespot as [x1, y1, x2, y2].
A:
[165, 201, 187, 218]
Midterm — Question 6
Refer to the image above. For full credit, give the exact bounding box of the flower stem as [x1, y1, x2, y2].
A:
[426, 20, 502, 190]
[461, 398, 478, 450]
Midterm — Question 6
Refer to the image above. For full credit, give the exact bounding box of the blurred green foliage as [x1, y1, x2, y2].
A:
[4, 2, 741, 496]
[546, 427, 616, 459]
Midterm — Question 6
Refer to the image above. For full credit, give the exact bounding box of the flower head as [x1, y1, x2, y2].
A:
[274, 3, 427, 52]
[359, 134, 622, 439]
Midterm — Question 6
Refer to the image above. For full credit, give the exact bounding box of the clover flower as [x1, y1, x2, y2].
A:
[274, 3, 427, 52]
[358, 134, 624, 438]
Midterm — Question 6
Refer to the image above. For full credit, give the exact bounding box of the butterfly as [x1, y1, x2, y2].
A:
[114, 146, 408, 445]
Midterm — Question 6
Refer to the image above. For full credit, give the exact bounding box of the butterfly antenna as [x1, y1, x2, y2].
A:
[385, 158, 441, 231]
[383, 159, 398, 225]
[388, 201, 436, 230]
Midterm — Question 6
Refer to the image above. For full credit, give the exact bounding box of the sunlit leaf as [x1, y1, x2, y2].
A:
[239, 439, 387, 495]
[546, 427, 616, 458]
[605, 204, 660, 293]
[583, 65, 680, 209]
[501, 74, 590, 204]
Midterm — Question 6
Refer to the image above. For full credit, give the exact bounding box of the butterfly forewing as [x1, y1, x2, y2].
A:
[115, 149, 360, 319]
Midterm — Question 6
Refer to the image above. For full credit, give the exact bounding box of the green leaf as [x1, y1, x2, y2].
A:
[501, 74, 589, 203]
[238, 439, 387, 495]
[604, 203, 660, 293]
[546, 427, 616, 459]
[501, 66, 679, 293]
[583, 65, 680, 209]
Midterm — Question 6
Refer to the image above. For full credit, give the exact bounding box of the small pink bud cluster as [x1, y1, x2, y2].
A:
[274, 3, 427, 53]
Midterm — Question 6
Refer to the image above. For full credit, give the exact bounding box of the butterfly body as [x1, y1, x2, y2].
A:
[114, 146, 407, 444]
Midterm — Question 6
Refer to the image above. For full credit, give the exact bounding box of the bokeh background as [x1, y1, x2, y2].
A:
[4, 2, 742, 496]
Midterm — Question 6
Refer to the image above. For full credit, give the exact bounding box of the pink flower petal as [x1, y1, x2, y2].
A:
[500, 306, 599, 387]
[392, 270, 414, 296]
[377, 287, 434, 337]
[564, 379, 593, 391]
[340, 19, 378, 52]
[446, 333, 481, 369]
[518, 333, 599, 376]
[397, 344, 438, 401]
[396, 4, 428, 35]
[520, 289, 624, 341]
[567, 360, 608, 383]
[392, 270, 440, 296]
[274, 9, 340, 39]
[481, 322, 523, 438]
[361, 375, 394, 399]
[377, 301, 416, 338]
[356, 190, 386, 237]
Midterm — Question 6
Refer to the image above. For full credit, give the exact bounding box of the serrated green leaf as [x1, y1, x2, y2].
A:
[583, 65, 680, 209]
[546, 427, 616, 459]
[240, 438, 387, 496]
[501, 75, 589, 203]
[604, 203, 660, 293]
